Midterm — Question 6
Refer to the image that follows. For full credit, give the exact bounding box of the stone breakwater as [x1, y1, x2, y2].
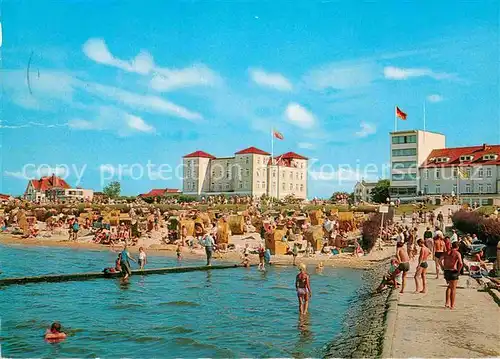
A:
[324, 260, 391, 358]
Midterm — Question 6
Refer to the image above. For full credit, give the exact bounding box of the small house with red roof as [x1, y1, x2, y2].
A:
[0, 194, 14, 204]
[182, 146, 308, 199]
[139, 188, 181, 198]
[24, 174, 94, 203]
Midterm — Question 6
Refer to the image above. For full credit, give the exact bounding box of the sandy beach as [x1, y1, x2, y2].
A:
[0, 231, 395, 270]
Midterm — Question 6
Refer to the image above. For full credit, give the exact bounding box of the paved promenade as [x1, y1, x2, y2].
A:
[385, 205, 500, 358]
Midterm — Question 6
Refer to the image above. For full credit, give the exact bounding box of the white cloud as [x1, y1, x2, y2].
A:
[84, 83, 203, 121]
[304, 61, 378, 90]
[4, 166, 68, 180]
[151, 64, 220, 92]
[68, 107, 155, 136]
[285, 103, 316, 129]
[83, 38, 154, 74]
[427, 94, 444, 103]
[249, 68, 293, 91]
[383, 66, 455, 80]
[125, 114, 154, 133]
[83, 38, 220, 92]
[355, 121, 377, 137]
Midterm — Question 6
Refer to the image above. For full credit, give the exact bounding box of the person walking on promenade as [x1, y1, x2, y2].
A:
[120, 244, 136, 280]
[396, 241, 410, 294]
[414, 239, 431, 293]
[439, 241, 463, 309]
[295, 263, 312, 315]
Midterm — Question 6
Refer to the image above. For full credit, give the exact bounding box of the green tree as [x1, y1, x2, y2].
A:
[370, 179, 390, 204]
[330, 191, 350, 203]
[103, 181, 121, 199]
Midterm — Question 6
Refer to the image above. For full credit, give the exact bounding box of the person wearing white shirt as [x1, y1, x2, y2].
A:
[450, 229, 458, 243]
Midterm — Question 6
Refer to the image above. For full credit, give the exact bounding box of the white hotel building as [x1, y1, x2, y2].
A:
[182, 147, 308, 199]
[389, 130, 500, 205]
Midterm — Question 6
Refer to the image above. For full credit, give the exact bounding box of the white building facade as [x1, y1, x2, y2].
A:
[353, 180, 378, 203]
[389, 130, 446, 199]
[182, 147, 308, 199]
[419, 144, 500, 205]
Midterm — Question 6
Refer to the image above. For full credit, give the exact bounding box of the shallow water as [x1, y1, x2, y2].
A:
[0, 244, 364, 358]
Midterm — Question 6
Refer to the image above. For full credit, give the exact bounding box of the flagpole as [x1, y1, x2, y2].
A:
[394, 106, 397, 132]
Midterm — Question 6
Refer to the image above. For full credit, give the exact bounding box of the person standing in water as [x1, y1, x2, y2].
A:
[295, 263, 312, 315]
[292, 242, 299, 265]
[195, 223, 215, 266]
[258, 243, 266, 271]
[414, 239, 431, 293]
[120, 244, 136, 279]
[138, 247, 147, 270]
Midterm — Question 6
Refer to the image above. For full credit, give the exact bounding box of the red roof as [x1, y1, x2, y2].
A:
[0, 194, 12, 200]
[183, 150, 216, 159]
[235, 146, 270, 155]
[140, 188, 181, 198]
[278, 152, 308, 160]
[30, 175, 70, 191]
[421, 144, 500, 168]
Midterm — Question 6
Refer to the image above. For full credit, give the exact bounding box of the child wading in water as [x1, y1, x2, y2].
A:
[295, 263, 312, 315]
[138, 247, 147, 270]
[176, 243, 182, 260]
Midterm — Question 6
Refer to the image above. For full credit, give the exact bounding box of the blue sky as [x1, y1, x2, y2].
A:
[1, 0, 499, 197]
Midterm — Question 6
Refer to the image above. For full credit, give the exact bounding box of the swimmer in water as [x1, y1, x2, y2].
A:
[316, 262, 324, 273]
[44, 322, 67, 342]
[295, 263, 312, 315]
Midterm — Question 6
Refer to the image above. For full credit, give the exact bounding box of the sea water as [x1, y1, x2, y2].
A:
[0, 244, 364, 358]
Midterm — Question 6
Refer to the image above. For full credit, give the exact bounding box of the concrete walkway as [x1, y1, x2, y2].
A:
[386, 205, 500, 358]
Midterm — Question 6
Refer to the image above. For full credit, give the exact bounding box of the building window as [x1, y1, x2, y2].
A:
[300, 173, 303, 180]
[435, 185, 441, 194]
[423, 185, 428, 194]
[424, 170, 429, 180]
[392, 173, 417, 181]
[392, 148, 417, 157]
[460, 155, 473, 162]
[272, 181, 276, 189]
[239, 182, 243, 189]
[392, 135, 417, 144]
[257, 158, 260, 164]
[486, 168, 492, 177]
[465, 184, 471, 193]
[256, 181, 260, 189]
[296, 172, 299, 180]
[245, 169, 250, 177]
[453, 184, 457, 194]
[453, 168, 458, 178]
[435, 169, 440, 179]
[296, 184, 299, 191]
[300, 184, 304, 192]
[245, 157, 249, 164]
[478, 168, 484, 178]
[478, 184, 483, 193]
[289, 183, 293, 190]
[273, 171, 276, 178]
[226, 171, 231, 179]
[289, 172, 293, 180]
[262, 181, 266, 188]
[225, 183, 230, 190]
[466, 167, 471, 178]
[282, 171, 285, 178]
[282, 182, 286, 190]
[487, 184, 492, 192]
[392, 161, 417, 169]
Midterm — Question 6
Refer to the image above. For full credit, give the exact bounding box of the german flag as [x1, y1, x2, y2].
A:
[396, 106, 407, 120]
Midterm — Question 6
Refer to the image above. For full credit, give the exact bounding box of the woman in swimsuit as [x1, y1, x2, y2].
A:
[415, 239, 431, 293]
[295, 263, 312, 315]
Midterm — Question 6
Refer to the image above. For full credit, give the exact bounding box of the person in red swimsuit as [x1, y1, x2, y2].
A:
[295, 263, 312, 315]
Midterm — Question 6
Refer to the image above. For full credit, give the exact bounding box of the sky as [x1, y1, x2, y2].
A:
[1, 0, 499, 198]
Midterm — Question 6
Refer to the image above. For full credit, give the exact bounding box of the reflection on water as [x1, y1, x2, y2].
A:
[1, 244, 364, 357]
